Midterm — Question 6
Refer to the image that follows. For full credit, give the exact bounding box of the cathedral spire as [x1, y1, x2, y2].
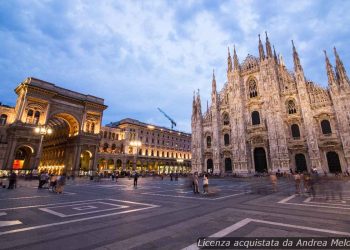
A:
[196, 89, 202, 115]
[273, 45, 278, 63]
[212, 69, 217, 93]
[227, 47, 232, 73]
[333, 47, 350, 86]
[233, 45, 239, 71]
[324, 50, 337, 87]
[258, 34, 265, 61]
[292, 40, 303, 72]
[279, 54, 285, 67]
[265, 31, 273, 58]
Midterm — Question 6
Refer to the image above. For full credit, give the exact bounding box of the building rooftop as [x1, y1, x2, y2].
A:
[106, 118, 191, 136]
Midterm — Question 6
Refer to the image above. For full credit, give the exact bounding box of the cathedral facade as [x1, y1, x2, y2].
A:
[191, 33, 350, 175]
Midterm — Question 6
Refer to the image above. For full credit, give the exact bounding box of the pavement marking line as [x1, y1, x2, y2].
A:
[277, 194, 296, 203]
[212, 192, 249, 200]
[39, 202, 129, 218]
[0, 212, 22, 228]
[0, 198, 111, 211]
[141, 191, 248, 200]
[182, 218, 252, 250]
[182, 217, 350, 250]
[279, 195, 350, 210]
[0, 193, 76, 201]
[0, 203, 160, 236]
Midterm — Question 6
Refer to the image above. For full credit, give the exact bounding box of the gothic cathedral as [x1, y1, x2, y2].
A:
[191, 33, 350, 175]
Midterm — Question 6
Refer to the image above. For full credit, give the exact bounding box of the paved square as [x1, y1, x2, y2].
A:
[0, 176, 349, 250]
[39, 200, 129, 217]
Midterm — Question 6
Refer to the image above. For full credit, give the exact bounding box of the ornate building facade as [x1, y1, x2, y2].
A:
[191, 33, 350, 175]
[0, 78, 191, 175]
[96, 118, 191, 175]
[0, 77, 107, 175]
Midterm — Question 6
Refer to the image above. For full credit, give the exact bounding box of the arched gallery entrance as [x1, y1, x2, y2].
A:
[295, 153, 307, 173]
[80, 150, 92, 174]
[254, 147, 268, 173]
[13, 146, 34, 170]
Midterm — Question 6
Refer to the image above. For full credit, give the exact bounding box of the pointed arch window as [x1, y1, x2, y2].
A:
[206, 136, 212, 148]
[321, 120, 332, 135]
[224, 134, 230, 146]
[248, 79, 258, 98]
[291, 124, 300, 139]
[287, 100, 297, 114]
[223, 113, 230, 125]
[252, 111, 260, 125]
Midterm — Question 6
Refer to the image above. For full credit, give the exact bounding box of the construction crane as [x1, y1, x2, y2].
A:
[157, 108, 177, 130]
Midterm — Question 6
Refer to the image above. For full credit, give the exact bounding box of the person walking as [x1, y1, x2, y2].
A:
[203, 174, 209, 194]
[193, 173, 199, 194]
[134, 172, 139, 187]
[170, 172, 173, 181]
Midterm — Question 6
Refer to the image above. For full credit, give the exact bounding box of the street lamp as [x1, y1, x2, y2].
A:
[34, 125, 53, 169]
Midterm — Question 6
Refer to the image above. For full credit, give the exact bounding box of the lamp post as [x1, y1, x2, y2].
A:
[34, 125, 53, 169]
[129, 140, 141, 172]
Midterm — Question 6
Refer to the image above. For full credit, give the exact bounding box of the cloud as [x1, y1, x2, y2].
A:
[0, 0, 350, 132]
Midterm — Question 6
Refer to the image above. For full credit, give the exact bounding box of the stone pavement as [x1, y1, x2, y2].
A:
[0, 176, 349, 250]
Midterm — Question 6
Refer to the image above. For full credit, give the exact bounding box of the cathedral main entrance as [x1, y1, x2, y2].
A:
[326, 151, 342, 173]
[254, 147, 268, 173]
[295, 153, 307, 173]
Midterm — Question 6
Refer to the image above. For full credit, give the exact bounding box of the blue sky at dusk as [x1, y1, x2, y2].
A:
[0, 0, 349, 132]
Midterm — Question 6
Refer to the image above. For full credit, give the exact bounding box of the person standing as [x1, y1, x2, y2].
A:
[193, 173, 199, 194]
[7, 171, 17, 189]
[170, 172, 173, 181]
[134, 172, 139, 187]
[203, 174, 209, 194]
[269, 173, 278, 192]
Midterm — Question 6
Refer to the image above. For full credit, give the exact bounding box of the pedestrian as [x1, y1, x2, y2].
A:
[56, 174, 66, 194]
[7, 171, 17, 189]
[193, 173, 199, 194]
[203, 174, 209, 194]
[269, 173, 277, 192]
[170, 172, 173, 181]
[111, 173, 115, 181]
[134, 172, 139, 187]
[294, 173, 301, 194]
[175, 173, 178, 181]
[161, 173, 164, 180]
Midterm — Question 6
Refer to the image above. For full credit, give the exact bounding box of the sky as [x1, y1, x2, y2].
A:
[0, 0, 349, 133]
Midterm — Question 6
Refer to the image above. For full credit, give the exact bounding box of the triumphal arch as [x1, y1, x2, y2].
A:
[0, 77, 107, 175]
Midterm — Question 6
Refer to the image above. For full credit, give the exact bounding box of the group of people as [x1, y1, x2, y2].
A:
[38, 172, 66, 194]
[192, 172, 209, 194]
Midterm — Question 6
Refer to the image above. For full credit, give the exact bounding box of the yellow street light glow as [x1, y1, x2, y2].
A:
[34, 127, 40, 133]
